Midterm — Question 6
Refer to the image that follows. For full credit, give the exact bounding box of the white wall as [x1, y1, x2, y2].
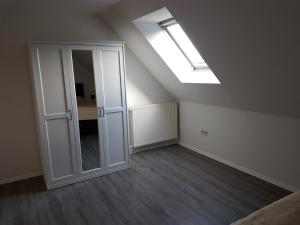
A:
[0, 9, 173, 183]
[179, 101, 300, 191]
[125, 49, 173, 107]
[102, 0, 300, 118]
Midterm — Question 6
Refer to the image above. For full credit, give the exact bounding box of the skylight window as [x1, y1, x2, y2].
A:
[133, 7, 220, 84]
[160, 19, 208, 70]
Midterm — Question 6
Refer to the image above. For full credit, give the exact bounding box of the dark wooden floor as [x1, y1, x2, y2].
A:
[0, 145, 290, 225]
[81, 133, 101, 171]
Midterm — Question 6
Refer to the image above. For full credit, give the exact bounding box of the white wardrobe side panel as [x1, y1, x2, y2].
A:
[106, 112, 126, 165]
[46, 119, 73, 179]
[101, 50, 123, 108]
[100, 47, 129, 167]
[35, 46, 76, 182]
[38, 49, 67, 114]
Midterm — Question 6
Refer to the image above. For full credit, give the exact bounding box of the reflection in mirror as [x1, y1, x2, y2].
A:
[72, 50, 101, 171]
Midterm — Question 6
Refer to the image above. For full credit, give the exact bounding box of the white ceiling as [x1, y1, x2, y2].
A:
[0, 0, 120, 14]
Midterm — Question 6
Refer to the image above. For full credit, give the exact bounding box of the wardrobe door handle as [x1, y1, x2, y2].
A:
[68, 109, 73, 121]
[100, 106, 105, 117]
[97, 106, 101, 118]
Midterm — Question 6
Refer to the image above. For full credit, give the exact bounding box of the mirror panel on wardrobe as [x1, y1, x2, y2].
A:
[71, 50, 101, 172]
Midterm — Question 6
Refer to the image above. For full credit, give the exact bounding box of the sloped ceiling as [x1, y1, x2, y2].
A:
[0, 0, 120, 14]
[101, 0, 300, 118]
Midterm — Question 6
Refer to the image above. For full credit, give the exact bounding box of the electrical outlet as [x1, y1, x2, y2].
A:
[201, 130, 208, 136]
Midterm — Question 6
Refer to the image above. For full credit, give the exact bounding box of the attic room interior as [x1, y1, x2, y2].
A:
[0, 0, 299, 224]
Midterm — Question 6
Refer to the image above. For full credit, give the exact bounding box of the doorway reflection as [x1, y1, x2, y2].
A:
[72, 50, 101, 171]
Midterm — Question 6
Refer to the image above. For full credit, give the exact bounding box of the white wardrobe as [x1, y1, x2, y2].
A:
[30, 42, 129, 189]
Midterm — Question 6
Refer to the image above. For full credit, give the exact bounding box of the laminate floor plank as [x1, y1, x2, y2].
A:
[0, 144, 290, 225]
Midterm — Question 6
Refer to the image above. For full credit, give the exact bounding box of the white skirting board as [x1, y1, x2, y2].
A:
[0, 171, 42, 186]
[131, 139, 178, 154]
[179, 142, 299, 192]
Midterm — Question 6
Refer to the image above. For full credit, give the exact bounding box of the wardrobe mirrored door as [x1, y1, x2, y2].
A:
[70, 49, 102, 172]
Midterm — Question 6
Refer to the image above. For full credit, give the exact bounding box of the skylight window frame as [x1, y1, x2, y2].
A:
[159, 19, 209, 71]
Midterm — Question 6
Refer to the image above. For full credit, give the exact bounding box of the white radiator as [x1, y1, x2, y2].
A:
[129, 102, 178, 148]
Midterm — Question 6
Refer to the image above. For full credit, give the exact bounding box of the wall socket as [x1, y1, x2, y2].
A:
[201, 130, 208, 136]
